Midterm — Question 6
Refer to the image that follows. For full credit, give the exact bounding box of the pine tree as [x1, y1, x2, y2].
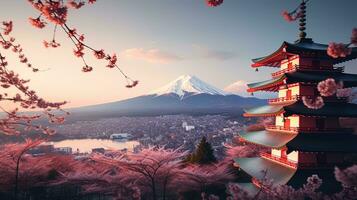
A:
[189, 137, 217, 164]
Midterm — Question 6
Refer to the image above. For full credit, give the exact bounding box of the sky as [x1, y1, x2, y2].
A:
[1, 0, 356, 108]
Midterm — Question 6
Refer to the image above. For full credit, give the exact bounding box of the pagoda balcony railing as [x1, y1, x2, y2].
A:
[271, 65, 344, 78]
[260, 152, 297, 169]
[268, 95, 299, 104]
[268, 95, 348, 104]
[265, 125, 298, 133]
[266, 125, 353, 133]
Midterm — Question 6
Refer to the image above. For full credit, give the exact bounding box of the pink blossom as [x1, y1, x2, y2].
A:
[282, 10, 295, 22]
[43, 40, 61, 48]
[94, 49, 105, 59]
[336, 88, 352, 98]
[73, 43, 84, 57]
[28, 17, 46, 29]
[2, 21, 13, 35]
[302, 96, 324, 109]
[327, 42, 352, 58]
[82, 65, 93, 72]
[106, 53, 117, 68]
[317, 78, 342, 97]
[28, 1, 68, 25]
[205, 0, 224, 7]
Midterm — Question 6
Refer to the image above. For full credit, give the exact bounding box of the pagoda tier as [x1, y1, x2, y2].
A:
[234, 157, 341, 194]
[239, 130, 357, 153]
[247, 71, 357, 93]
[251, 38, 357, 68]
[243, 101, 357, 117]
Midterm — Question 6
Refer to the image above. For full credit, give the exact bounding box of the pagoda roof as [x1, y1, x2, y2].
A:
[234, 157, 297, 186]
[247, 76, 284, 92]
[239, 130, 297, 149]
[252, 38, 357, 68]
[244, 102, 357, 117]
[248, 71, 357, 92]
[243, 104, 286, 117]
[286, 132, 357, 153]
[239, 130, 357, 153]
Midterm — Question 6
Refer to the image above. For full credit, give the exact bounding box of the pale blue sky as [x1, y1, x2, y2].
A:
[1, 0, 356, 107]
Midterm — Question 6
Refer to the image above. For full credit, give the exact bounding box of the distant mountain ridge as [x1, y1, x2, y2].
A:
[69, 75, 265, 119]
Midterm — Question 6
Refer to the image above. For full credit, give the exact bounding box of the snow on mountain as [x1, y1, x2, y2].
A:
[149, 75, 228, 98]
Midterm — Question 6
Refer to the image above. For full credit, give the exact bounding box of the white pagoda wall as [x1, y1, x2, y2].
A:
[272, 149, 281, 158]
[287, 151, 298, 163]
[278, 85, 300, 98]
[280, 55, 299, 70]
[278, 84, 316, 98]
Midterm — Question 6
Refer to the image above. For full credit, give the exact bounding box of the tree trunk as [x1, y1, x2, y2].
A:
[163, 178, 168, 200]
[14, 156, 21, 200]
[151, 178, 157, 200]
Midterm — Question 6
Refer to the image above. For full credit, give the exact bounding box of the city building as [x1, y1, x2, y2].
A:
[234, 1, 357, 194]
[92, 148, 105, 154]
[110, 133, 133, 140]
[54, 147, 73, 154]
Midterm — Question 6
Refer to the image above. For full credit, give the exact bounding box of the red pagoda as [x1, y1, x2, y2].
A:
[234, 1, 357, 194]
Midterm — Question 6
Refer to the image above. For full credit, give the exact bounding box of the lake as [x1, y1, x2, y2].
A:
[47, 139, 139, 153]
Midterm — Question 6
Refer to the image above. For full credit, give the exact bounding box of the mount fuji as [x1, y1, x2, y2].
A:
[70, 75, 265, 119]
[150, 75, 228, 99]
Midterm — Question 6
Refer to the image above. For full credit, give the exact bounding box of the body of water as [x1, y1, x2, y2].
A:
[47, 139, 139, 153]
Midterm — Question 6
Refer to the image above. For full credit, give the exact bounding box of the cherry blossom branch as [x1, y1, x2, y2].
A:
[27, 0, 138, 88]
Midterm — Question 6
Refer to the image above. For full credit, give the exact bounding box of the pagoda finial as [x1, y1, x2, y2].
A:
[299, 0, 307, 39]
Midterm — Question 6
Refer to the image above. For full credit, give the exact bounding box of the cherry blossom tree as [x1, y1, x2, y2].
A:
[1, 0, 138, 136]
[177, 163, 234, 198]
[53, 160, 142, 200]
[91, 147, 188, 200]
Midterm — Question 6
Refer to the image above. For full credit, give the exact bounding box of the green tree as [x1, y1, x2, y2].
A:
[189, 137, 217, 164]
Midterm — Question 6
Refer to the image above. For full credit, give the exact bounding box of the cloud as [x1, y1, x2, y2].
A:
[192, 45, 237, 61]
[121, 48, 182, 64]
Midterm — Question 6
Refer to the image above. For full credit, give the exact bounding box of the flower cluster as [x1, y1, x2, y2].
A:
[317, 78, 343, 97]
[28, 17, 46, 29]
[205, 0, 224, 7]
[327, 42, 352, 58]
[43, 39, 61, 48]
[336, 88, 352, 98]
[1, 21, 13, 35]
[302, 96, 324, 110]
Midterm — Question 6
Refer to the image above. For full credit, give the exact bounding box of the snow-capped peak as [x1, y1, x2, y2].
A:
[149, 75, 227, 98]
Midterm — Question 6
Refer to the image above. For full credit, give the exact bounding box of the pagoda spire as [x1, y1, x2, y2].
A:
[299, 0, 307, 39]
